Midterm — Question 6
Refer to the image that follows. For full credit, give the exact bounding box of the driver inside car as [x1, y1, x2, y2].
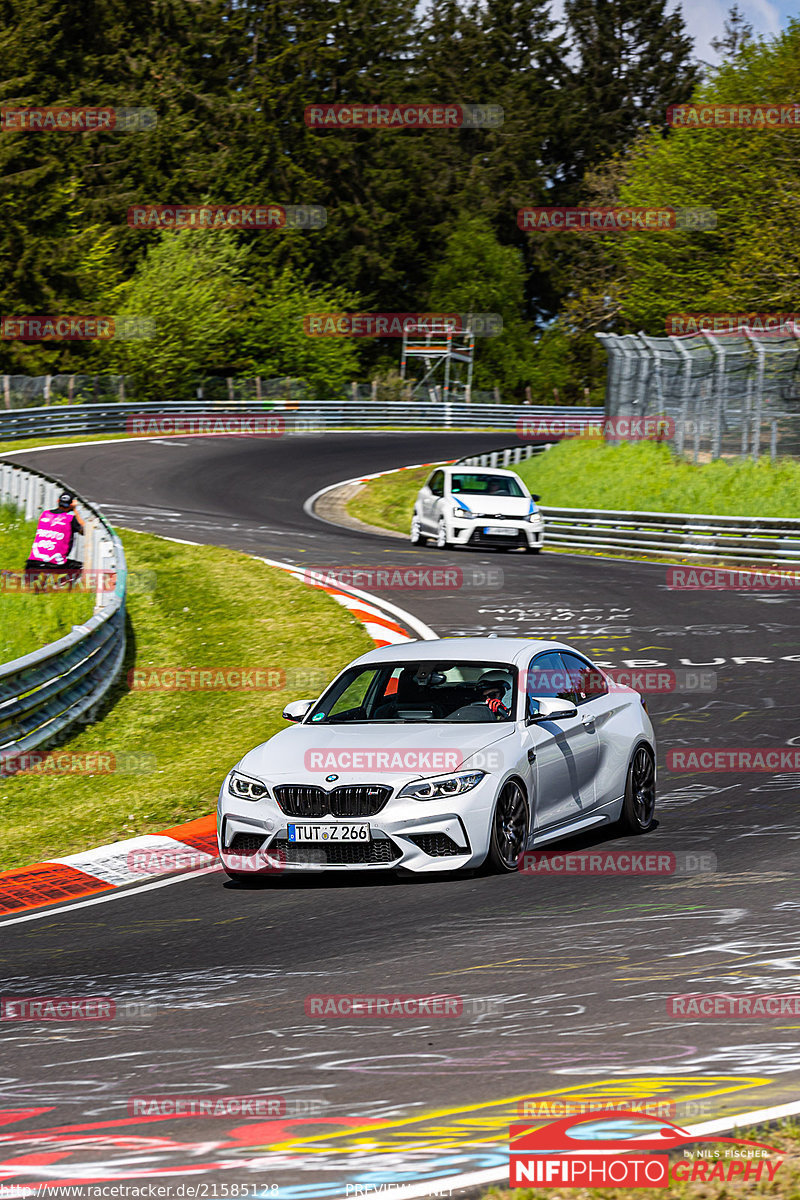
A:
[475, 672, 512, 718]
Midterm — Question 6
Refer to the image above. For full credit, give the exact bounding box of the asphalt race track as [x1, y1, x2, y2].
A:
[3, 432, 800, 1196]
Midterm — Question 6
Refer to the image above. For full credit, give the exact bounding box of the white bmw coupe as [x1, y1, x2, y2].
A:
[218, 638, 656, 878]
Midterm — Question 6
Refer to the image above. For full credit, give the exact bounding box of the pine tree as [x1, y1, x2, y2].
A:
[559, 0, 699, 191]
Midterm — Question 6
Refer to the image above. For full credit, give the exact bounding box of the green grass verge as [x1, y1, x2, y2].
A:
[348, 465, 437, 534]
[346, 440, 800, 537]
[0, 529, 372, 872]
[485, 1122, 799, 1200]
[0, 503, 94, 660]
[515, 438, 800, 517]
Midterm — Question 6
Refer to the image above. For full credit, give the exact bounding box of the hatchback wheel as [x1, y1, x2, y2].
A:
[619, 745, 656, 833]
[435, 519, 450, 549]
[487, 780, 529, 872]
[410, 514, 428, 546]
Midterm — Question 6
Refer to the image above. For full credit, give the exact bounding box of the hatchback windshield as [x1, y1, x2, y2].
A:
[450, 473, 525, 498]
[309, 661, 518, 724]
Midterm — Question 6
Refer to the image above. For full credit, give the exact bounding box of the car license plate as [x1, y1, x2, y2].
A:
[287, 823, 371, 843]
[484, 525, 515, 536]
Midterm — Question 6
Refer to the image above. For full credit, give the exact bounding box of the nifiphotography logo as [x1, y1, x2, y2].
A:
[509, 1111, 783, 1188]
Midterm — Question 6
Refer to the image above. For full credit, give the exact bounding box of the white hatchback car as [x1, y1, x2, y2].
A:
[218, 637, 656, 879]
[411, 465, 544, 552]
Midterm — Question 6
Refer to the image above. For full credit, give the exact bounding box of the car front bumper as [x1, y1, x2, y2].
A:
[217, 775, 499, 874]
[448, 516, 544, 548]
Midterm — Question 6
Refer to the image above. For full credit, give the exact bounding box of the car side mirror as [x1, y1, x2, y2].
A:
[527, 696, 578, 723]
[283, 698, 316, 723]
[531, 494, 541, 502]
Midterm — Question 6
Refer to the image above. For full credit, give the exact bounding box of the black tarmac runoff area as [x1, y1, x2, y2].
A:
[2, 432, 799, 1195]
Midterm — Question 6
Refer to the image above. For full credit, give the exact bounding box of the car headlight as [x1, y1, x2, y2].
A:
[451, 505, 476, 519]
[398, 771, 486, 800]
[527, 511, 542, 523]
[228, 771, 269, 801]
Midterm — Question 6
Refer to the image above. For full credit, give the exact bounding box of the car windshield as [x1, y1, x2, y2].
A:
[308, 661, 518, 724]
[450, 473, 524, 498]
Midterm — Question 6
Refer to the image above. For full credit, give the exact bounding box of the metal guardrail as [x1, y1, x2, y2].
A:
[539, 508, 800, 562]
[457, 443, 552, 468]
[0, 463, 126, 769]
[455, 446, 800, 562]
[0, 400, 603, 441]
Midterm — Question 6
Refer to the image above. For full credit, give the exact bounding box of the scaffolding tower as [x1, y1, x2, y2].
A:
[400, 321, 475, 402]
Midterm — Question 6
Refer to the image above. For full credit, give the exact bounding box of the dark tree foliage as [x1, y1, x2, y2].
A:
[560, 0, 699, 190]
[0, 0, 699, 391]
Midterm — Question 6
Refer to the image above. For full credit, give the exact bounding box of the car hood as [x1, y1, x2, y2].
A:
[236, 721, 516, 783]
[452, 496, 534, 517]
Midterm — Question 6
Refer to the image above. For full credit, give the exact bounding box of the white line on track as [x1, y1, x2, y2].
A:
[0, 865, 220, 928]
[258, 555, 437, 642]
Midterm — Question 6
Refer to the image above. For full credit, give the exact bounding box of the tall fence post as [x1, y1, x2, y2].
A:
[700, 332, 725, 460]
[744, 332, 765, 461]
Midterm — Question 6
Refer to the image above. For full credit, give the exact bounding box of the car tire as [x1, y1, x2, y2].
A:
[525, 543, 541, 554]
[486, 779, 529, 873]
[435, 519, 450, 550]
[618, 744, 657, 834]
[410, 514, 428, 546]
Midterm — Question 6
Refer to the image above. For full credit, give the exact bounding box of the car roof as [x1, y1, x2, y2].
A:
[348, 637, 580, 669]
